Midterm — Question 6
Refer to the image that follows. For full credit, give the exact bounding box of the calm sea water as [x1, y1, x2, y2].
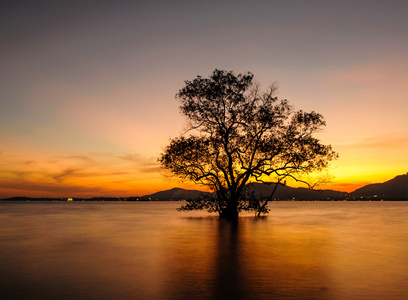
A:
[0, 201, 407, 300]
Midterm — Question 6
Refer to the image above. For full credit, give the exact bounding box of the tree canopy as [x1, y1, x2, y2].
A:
[159, 69, 337, 219]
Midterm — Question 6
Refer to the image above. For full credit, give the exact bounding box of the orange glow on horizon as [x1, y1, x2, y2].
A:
[1, 1, 407, 199]
[1, 136, 407, 198]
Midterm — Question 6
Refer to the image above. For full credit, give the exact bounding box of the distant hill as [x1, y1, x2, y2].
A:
[140, 174, 408, 201]
[140, 184, 347, 201]
[352, 173, 408, 199]
[247, 182, 347, 200]
[141, 187, 207, 200]
[2, 174, 407, 201]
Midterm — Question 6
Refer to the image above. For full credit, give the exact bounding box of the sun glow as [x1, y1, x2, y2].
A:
[1, 1, 407, 198]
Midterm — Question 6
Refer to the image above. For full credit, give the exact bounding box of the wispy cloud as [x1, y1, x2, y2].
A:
[0, 180, 109, 197]
[52, 168, 82, 182]
[1, 170, 35, 180]
[140, 165, 160, 174]
[97, 152, 160, 173]
[21, 160, 36, 165]
[66, 155, 94, 162]
[336, 134, 408, 152]
[327, 61, 408, 90]
[354, 135, 408, 150]
[0, 150, 165, 198]
[117, 154, 143, 162]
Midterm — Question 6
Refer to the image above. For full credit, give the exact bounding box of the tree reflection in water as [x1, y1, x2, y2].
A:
[2, 202, 406, 299]
[164, 217, 333, 300]
[213, 220, 246, 299]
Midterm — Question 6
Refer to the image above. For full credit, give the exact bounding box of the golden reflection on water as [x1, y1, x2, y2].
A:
[0, 201, 407, 299]
[162, 217, 334, 299]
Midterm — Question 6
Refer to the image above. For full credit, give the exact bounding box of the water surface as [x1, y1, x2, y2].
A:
[0, 201, 407, 299]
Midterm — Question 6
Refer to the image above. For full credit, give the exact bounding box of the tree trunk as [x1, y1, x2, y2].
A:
[219, 198, 239, 220]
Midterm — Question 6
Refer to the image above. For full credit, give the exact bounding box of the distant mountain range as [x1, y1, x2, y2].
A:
[141, 183, 348, 201]
[141, 187, 205, 200]
[142, 173, 408, 201]
[247, 182, 348, 200]
[352, 173, 408, 199]
[2, 174, 407, 201]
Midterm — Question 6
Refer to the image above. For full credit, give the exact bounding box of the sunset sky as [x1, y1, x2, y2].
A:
[1, 0, 407, 198]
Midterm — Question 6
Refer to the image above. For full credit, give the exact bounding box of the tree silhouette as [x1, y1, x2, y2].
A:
[159, 69, 337, 220]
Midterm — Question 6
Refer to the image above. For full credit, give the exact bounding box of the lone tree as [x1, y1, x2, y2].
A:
[159, 69, 337, 220]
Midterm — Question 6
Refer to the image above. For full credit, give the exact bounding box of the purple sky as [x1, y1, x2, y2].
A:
[1, 0, 407, 197]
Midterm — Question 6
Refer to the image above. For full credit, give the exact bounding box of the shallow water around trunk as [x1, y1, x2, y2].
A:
[0, 201, 407, 299]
